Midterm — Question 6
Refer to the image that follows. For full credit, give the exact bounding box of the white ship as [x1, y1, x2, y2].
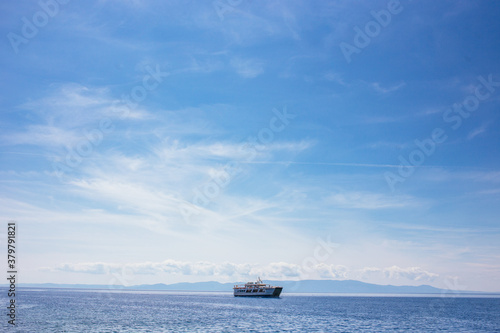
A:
[233, 278, 283, 297]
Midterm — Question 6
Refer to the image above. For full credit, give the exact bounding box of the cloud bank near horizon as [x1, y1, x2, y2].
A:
[47, 260, 439, 284]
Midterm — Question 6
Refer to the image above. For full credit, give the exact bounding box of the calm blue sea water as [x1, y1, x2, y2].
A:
[1, 289, 500, 332]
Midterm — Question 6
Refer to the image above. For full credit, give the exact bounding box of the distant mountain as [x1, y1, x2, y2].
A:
[269, 280, 450, 294]
[3, 279, 484, 294]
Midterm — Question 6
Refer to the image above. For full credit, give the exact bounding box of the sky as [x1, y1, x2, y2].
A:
[1, 0, 500, 292]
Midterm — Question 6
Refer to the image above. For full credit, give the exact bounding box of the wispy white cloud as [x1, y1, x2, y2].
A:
[280, 4, 301, 41]
[384, 223, 500, 234]
[370, 81, 406, 94]
[420, 169, 500, 183]
[366, 141, 410, 150]
[475, 188, 500, 195]
[14, 132, 314, 235]
[361, 115, 406, 124]
[174, 55, 224, 75]
[467, 124, 487, 140]
[5, 125, 82, 148]
[416, 106, 445, 116]
[323, 71, 348, 86]
[152, 139, 313, 165]
[21, 84, 150, 124]
[230, 58, 264, 78]
[4, 84, 150, 148]
[326, 191, 418, 209]
[98, 0, 145, 8]
[69, 178, 184, 218]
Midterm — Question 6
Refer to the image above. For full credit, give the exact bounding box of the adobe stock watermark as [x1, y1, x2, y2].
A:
[106, 265, 134, 291]
[426, 276, 467, 316]
[301, 235, 339, 276]
[289, 235, 339, 292]
[213, 0, 244, 21]
[93, 264, 136, 303]
[52, 65, 168, 181]
[385, 74, 500, 191]
[7, 0, 71, 54]
[179, 106, 296, 222]
[339, 0, 406, 64]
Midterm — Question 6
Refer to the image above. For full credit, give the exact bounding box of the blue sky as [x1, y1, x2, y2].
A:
[1, 0, 500, 291]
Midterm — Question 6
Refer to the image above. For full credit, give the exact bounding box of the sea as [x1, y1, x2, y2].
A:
[2, 288, 500, 332]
